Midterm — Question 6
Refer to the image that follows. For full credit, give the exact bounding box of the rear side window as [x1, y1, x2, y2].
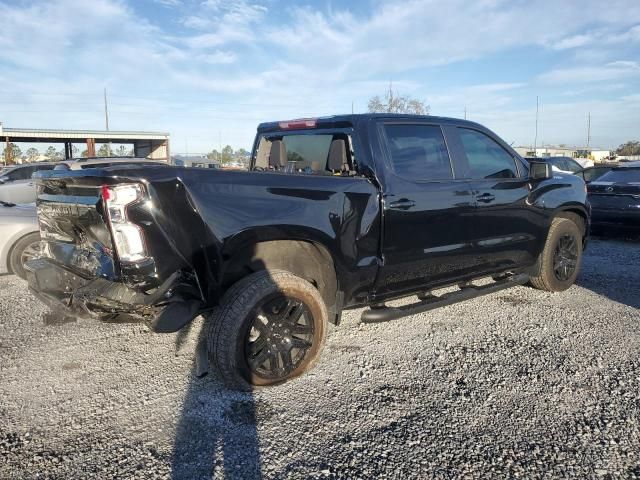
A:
[384, 124, 453, 180]
[459, 128, 518, 179]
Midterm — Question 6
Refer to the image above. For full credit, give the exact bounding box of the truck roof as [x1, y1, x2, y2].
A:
[257, 114, 485, 133]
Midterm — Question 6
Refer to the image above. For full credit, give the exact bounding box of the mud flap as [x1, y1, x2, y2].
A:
[148, 298, 202, 333]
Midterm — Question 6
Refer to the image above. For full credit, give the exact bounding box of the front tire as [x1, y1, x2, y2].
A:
[207, 270, 328, 390]
[529, 216, 583, 292]
[8, 232, 41, 280]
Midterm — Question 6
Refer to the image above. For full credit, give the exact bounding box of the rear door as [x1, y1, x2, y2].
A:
[374, 121, 476, 298]
[450, 126, 542, 273]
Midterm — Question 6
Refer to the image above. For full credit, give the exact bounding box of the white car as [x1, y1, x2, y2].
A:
[0, 201, 40, 279]
[0, 158, 166, 204]
[0, 163, 56, 204]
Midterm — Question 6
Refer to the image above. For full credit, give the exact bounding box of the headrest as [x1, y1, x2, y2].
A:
[327, 138, 347, 171]
[269, 140, 286, 167]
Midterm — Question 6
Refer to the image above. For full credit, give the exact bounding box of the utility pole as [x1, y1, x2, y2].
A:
[586, 112, 591, 149]
[533, 96, 539, 156]
[103, 87, 110, 131]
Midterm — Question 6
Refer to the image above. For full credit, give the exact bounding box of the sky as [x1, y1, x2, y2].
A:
[0, 0, 639, 153]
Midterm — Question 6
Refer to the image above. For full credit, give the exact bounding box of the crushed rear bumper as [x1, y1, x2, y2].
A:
[25, 258, 201, 333]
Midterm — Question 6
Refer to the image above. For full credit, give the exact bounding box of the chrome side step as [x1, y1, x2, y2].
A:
[361, 273, 529, 323]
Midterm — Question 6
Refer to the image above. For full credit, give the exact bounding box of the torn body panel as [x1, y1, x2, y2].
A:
[27, 165, 381, 332]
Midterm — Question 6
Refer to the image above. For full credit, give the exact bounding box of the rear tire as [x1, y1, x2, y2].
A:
[8, 232, 41, 280]
[529, 216, 583, 292]
[207, 270, 328, 390]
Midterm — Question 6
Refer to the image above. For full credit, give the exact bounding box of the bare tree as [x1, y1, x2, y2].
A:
[368, 83, 429, 115]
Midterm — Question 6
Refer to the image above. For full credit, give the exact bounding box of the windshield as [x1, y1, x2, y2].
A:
[596, 169, 640, 183]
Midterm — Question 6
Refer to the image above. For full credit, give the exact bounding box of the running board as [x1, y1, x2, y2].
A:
[361, 273, 529, 323]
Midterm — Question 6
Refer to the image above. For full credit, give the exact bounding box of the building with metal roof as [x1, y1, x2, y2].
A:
[0, 122, 170, 164]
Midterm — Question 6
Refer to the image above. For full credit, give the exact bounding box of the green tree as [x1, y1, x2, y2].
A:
[221, 145, 234, 164]
[368, 83, 429, 115]
[616, 141, 640, 156]
[97, 144, 113, 157]
[26, 147, 39, 162]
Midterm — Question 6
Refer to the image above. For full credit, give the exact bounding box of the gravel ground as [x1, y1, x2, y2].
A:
[1, 234, 639, 479]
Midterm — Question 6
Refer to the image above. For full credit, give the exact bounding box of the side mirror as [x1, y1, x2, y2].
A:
[529, 161, 551, 180]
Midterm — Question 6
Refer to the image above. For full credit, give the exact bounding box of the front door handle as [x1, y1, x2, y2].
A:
[387, 199, 416, 210]
[476, 193, 495, 203]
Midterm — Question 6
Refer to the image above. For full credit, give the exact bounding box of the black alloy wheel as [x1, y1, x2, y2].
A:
[245, 295, 314, 380]
[553, 233, 578, 281]
[208, 270, 328, 390]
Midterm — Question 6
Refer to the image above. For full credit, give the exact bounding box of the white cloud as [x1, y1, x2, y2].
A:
[154, 0, 182, 7]
[539, 61, 640, 84]
[551, 34, 593, 50]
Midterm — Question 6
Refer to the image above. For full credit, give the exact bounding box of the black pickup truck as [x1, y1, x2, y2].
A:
[27, 114, 589, 389]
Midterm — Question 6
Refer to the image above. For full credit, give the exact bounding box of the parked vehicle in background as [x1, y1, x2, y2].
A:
[525, 156, 585, 175]
[0, 201, 40, 279]
[54, 157, 168, 170]
[0, 163, 56, 203]
[0, 158, 166, 203]
[573, 158, 595, 169]
[588, 162, 640, 229]
[26, 114, 589, 390]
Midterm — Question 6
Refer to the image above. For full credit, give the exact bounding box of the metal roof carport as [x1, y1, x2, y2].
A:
[0, 123, 170, 164]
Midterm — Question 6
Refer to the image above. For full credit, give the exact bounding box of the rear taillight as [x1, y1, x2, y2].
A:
[102, 184, 148, 263]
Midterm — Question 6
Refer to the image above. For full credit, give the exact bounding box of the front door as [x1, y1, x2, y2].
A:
[374, 122, 476, 299]
[453, 127, 543, 273]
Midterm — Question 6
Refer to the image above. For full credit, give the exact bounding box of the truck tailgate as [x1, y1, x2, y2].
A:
[26, 170, 204, 332]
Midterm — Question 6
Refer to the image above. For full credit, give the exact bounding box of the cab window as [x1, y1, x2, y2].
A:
[458, 128, 518, 179]
[383, 124, 453, 180]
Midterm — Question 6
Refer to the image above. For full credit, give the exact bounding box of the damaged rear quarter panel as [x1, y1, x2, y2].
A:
[166, 168, 382, 308]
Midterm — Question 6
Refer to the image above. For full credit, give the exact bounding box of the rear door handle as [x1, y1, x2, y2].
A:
[476, 193, 495, 203]
[387, 199, 416, 210]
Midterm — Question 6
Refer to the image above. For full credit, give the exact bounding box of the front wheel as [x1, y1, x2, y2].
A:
[207, 270, 328, 390]
[529, 216, 583, 292]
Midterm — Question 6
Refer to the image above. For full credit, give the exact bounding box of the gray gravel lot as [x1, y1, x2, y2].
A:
[1, 235, 639, 479]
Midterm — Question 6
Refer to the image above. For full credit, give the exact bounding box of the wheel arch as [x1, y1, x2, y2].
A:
[221, 238, 341, 324]
[554, 204, 589, 237]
